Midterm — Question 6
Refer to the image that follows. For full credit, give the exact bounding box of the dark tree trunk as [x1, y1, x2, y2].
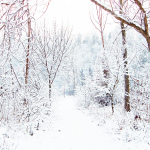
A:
[25, 2, 31, 85]
[146, 37, 150, 52]
[49, 74, 51, 100]
[121, 24, 131, 112]
[120, 6, 130, 112]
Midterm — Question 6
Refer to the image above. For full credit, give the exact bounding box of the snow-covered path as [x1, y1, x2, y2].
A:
[16, 97, 127, 150]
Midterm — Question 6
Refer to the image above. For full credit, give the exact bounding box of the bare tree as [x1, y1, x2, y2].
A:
[25, 0, 31, 85]
[24, 0, 51, 85]
[90, 0, 150, 112]
[0, 0, 51, 85]
[33, 23, 74, 100]
[91, 0, 134, 111]
[90, 5, 110, 87]
[90, 5, 107, 48]
[0, 0, 51, 125]
[90, 3, 118, 113]
[91, 0, 150, 51]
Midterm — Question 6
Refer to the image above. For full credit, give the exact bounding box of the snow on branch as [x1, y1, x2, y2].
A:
[134, 0, 149, 34]
[91, 0, 150, 51]
[91, 0, 145, 35]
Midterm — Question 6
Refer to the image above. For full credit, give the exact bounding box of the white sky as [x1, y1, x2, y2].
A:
[44, 0, 97, 35]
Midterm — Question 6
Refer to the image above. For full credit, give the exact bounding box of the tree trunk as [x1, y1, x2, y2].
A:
[146, 37, 150, 52]
[120, 0, 130, 112]
[49, 74, 51, 100]
[25, 1, 31, 85]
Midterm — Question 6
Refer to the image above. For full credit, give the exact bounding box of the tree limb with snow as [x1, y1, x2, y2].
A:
[91, 0, 150, 51]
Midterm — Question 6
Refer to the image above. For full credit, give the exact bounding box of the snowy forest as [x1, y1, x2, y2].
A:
[1, 0, 150, 149]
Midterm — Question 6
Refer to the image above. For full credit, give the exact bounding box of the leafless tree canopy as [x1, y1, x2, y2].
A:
[33, 23, 74, 99]
[91, 0, 150, 51]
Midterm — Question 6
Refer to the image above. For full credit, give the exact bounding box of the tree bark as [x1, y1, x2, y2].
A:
[49, 74, 51, 100]
[122, 25, 130, 112]
[146, 37, 150, 51]
[25, 0, 31, 85]
[120, 0, 130, 112]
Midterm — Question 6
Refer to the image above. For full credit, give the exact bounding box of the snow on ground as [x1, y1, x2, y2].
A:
[1, 96, 150, 150]
[16, 96, 123, 150]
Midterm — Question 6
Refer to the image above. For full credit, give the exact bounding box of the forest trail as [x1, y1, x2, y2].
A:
[16, 97, 125, 150]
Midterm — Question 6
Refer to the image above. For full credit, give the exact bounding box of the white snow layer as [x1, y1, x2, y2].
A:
[1, 96, 150, 150]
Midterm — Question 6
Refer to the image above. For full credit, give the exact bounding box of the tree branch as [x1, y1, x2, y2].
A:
[134, 0, 149, 35]
[91, 0, 150, 51]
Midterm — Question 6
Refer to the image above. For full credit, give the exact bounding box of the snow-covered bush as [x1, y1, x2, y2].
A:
[130, 63, 150, 122]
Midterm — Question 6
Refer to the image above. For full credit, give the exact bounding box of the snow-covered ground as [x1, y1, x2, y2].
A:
[1, 96, 150, 150]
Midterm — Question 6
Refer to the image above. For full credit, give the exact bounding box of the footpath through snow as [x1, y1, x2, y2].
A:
[15, 96, 149, 150]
